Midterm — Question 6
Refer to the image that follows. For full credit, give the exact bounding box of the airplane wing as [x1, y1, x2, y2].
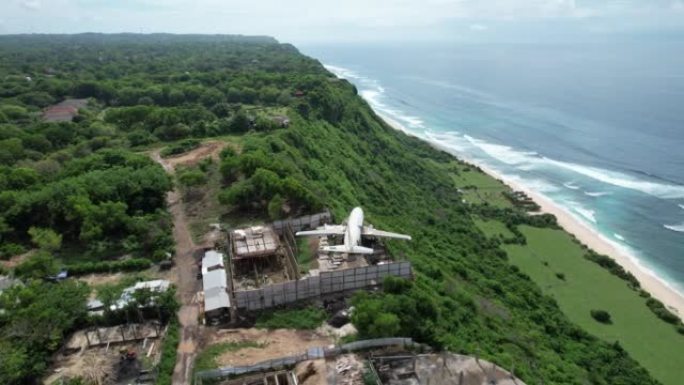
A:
[362, 226, 412, 240]
[296, 224, 346, 237]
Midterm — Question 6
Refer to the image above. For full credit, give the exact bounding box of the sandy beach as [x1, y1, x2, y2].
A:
[379, 113, 684, 318]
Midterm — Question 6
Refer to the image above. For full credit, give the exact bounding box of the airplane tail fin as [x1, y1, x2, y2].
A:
[322, 245, 375, 254]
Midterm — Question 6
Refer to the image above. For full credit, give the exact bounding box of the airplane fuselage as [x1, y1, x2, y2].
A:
[345, 206, 365, 249]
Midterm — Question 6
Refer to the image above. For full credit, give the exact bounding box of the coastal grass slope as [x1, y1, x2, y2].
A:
[505, 226, 684, 385]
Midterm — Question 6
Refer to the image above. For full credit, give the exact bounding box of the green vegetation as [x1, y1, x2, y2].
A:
[591, 310, 612, 324]
[451, 166, 512, 208]
[156, 317, 180, 385]
[255, 307, 327, 330]
[194, 341, 265, 374]
[0, 280, 89, 383]
[160, 138, 201, 157]
[505, 226, 683, 385]
[295, 238, 315, 273]
[0, 34, 679, 385]
[473, 218, 515, 240]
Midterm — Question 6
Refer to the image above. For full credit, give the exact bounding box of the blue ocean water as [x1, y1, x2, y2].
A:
[301, 42, 684, 294]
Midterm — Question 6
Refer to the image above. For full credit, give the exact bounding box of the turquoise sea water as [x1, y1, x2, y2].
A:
[302, 42, 684, 294]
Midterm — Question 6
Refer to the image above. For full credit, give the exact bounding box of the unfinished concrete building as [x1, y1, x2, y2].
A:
[230, 225, 294, 290]
[371, 353, 526, 385]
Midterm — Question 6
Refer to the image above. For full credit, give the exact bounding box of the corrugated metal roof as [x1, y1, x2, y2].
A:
[133, 279, 170, 292]
[202, 250, 225, 274]
[204, 286, 231, 311]
[203, 269, 228, 291]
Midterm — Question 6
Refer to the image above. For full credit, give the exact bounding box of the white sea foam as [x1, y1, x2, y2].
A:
[569, 203, 598, 224]
[359, 86, 425, 130]
[325, 65, 365, 81]
[332, 62, 684, 298]
[563, 181, 580, 190]
[664, 223, 684, 233]
[462, 135, 684, 199]
[584, 191, 612, 197]
[464, 135, 539, 166]
[545, 159, 684, 199]
[507, 175, 560, 193]
[679, 204, 684, 210]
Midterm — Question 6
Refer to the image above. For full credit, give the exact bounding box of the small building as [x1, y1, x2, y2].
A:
[202, 267, 230, 322]
[42, 99, 88, 122]
[203, 269, 228, 290]
[110, 279, 170, 311]
[204, 286, 231, 318]
[202, 250, 225, 275]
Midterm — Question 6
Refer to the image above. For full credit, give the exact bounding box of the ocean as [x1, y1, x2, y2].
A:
[301, 41, 684, 294]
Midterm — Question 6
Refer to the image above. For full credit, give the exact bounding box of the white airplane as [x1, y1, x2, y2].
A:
[296, 207, 411, 254]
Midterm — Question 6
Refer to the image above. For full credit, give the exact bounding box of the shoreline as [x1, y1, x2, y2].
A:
[378, 112, 684, 318]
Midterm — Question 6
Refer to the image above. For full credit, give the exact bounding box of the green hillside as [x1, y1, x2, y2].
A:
[0, 34, 680, 385]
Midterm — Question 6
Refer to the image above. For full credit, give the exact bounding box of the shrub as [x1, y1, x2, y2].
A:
[255, 307, 327, 329]
[155, 317, 179, 385]
[383, 276, 412, 294]
[591, 309, 612, 324]
[555, 272, 566, 281]
[0, 243, 25, 260]
[160, 139, 200, 158]
[646, 298, 680, 325]
[67, 258, 152, 276]
[584, 251, 640, 289]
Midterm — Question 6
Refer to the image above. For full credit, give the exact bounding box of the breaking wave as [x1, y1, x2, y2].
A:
[614, 233, 626, 241]
[564, 181, 580, 190]
[584, 191, 612, 197]
[664, 223, 684, 233]
[545, 160, 684, 200]
[568, 202, 598, 224]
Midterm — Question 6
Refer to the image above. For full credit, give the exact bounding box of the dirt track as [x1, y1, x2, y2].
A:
[151, 149, 201, 385]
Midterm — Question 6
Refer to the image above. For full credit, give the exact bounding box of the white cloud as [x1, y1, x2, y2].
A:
[0, 0, 681, 42]
[20, 0, 41, 11]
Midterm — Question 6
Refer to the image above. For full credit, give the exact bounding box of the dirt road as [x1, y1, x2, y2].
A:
[151, 150, 201, 385]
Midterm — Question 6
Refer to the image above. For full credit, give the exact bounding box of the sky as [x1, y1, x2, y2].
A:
[1, 0, 683, 44]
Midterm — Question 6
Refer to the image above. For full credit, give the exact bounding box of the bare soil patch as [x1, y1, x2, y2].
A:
[1, 249, 35, 269]
[212, 328, 334, 367]
[163, 141, 228, 170]
[77, 272, 125, 287]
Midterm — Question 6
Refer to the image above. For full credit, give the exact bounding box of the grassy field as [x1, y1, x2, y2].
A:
[504, 225, 684, 385]
[473, 218, 515, 240]
[450, 164, 512, 208]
